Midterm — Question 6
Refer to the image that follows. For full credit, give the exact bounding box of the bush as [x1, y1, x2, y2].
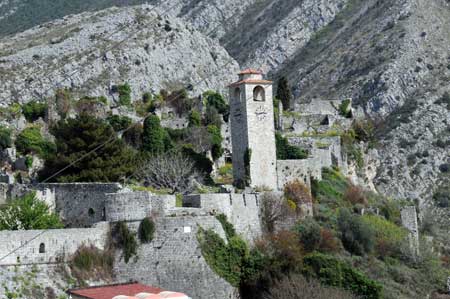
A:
[168, 89, 193, 116]
[276, 133, 308, 159]
[203, 90, 229, 117]
[197, 218, 265, 287]
[40, 115, 137, 182]
[263, 273, 359, 299]
[343, 185, 367, 206]
[71, 245, 113, 282]
[188, 109, 201, 127]
[312, 168, 349, 207]
[138, 217, 155, 243]
[303, 253, 382, 299]
[112, 221, 137, 263]
[205, 105, 223, 128]
[433, 188, 449, 208]
[123, 123, 143, 149]
[107, 115, 132, 131]
[0, 126, 12, 150]
[0, 192, 63, 230]
[16, 127, 55, 157]
[22, 101, 47, 122]
[295, 218, 322, 252]
[338, 99, 352, 118]
[284, 179, 313, 208]
[337, 209, 375, 255]
[207, 125, 223, 160]
[361, 215, 407, 258]
[117, 83, 132, 106]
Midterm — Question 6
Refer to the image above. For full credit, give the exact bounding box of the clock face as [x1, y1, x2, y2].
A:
[255, 105, 268, 121]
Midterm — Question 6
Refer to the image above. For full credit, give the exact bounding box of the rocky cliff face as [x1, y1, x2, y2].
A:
[0, 4, 239, 107]
[1, 0, 449, 203]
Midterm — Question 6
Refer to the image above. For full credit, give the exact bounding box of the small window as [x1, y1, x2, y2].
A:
[39, 243, 45, 253]
[233, 87, 241, 101]
[253, 86, 265, 102]
[88, 208, 95, 216]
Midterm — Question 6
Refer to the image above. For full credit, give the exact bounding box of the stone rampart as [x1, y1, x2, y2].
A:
[114, 216, 237, 299]
[183, 193, 264, 242]
[0, 222, 109, 266]
[5, 183, 122, 227]
[105, 192, 176, 222]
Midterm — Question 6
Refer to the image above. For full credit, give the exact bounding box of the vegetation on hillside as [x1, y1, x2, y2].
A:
[0, 192, 63, 231]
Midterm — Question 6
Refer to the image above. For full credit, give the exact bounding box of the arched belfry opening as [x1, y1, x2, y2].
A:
[39, 243, 46, 253]
[253, 86, 265, 101]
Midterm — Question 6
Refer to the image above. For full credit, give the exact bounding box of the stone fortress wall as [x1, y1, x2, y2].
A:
[0, 222, 109, 266]
[1, 183, 122, 227]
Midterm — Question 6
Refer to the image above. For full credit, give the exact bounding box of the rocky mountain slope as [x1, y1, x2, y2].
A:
[0, 4, 238, 107]
[1, 0, 449, 204]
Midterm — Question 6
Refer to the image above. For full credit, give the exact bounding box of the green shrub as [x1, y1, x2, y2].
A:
[117, 83, 132, 106]
[138, 217, 155, 243]
[337, 209, 375, 256]
[0, 192, 63, 230]
[197, 218, 265, 287]
[22, 101, 47, 122]
[167, 89, 193, 116]
[182, 145, 213, 175]
[207, 125, 223, 160]
[0, 126, 12, 150]
[15, 127, 55, 157]
[295, 218, 322, 252]
[203, 90, 229, 117]
[142, 92, 153, 103]
[276, 133, 308, 160]
[339, 99, 352, 118]
[107, 115, 132, 131]
[113, 221, 137, 263]
[188, 109, 201, 127]
[312, 168, 349, 207]
[303, 253, 382, 299]
[215, 214, 236, 240]
[361, 215, 407, 258]
[205, 105, 223, 128]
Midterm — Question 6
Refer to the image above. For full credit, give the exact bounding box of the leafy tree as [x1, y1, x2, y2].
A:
[205, 105, 222, 128]
[40, 115, 137, 182]
[0, 126, 12, 150]
[22, 101, 47, 122]
[112, 221, 137, 263]
[203, 90, 229, 118]
[0, 192, 63, 230]
[295, 217, 322, 252]
[142, 115, 166, 154]
[276, 77, 292, 110]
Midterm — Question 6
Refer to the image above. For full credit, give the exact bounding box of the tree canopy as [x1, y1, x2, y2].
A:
[40, 115, 137, 182]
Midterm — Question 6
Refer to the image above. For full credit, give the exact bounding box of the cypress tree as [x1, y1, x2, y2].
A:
[143, 115, 165, 154]
[276, 76, 292, 110]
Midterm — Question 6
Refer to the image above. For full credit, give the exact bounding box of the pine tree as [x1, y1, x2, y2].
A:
[276, 76, 292, 110]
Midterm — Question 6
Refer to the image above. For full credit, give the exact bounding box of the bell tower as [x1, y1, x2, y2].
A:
[229, 69, 278, 190]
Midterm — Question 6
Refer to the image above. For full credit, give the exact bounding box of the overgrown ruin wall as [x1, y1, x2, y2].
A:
[3, 183, 122, 227]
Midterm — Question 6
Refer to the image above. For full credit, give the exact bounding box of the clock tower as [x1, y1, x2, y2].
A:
[229, 69, 278, 190]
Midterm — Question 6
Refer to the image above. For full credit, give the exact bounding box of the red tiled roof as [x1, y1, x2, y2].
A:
[229, 79, 273, 87]
[68, 282, 163, 299]
[238, 68, 262, 75]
